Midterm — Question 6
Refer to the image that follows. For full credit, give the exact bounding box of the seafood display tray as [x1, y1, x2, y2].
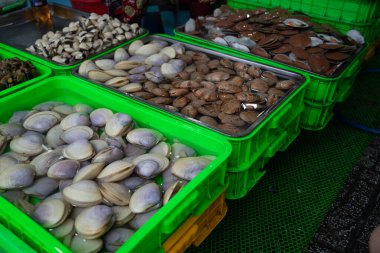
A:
[163, 190, 227, 252]
[0, 3, 148, 75]
[0, 76, 231, 253]
[227, 0, 379, 26]
[174, 27, 367, 105]
[0, 223, 36, 253]
[227, 109, 301, 199]
[0, 48, 52, 99]
[73, 34, 308, 171]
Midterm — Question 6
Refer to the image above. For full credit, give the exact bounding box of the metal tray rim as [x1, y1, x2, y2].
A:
[174, 25, 366, 79]
[72, 35, 307, 138]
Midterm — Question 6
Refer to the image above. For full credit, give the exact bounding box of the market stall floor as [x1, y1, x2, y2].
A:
[186, 53, 380, 252]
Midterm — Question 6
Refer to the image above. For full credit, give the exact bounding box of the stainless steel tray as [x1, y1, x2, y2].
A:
[72, 35, 306, 138]
[0, 3, 147, 67]
[175, 26, 365, 78]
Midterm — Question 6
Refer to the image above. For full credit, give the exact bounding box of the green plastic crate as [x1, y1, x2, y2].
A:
[0, 224, 36, 253]
[0, 48, 52, 98]
[0, 31, 148, 76]
[226, 113, 301, 199]
[0, 76, 231, 253]
[174, 28, 367, 105]
[0, 0, 26, 14]
[300, 100, 336, 130]
[227, 0, 379, 26]
[75, 34, 308, 173]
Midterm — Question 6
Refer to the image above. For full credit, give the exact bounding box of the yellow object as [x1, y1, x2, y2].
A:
[163, 191, 227, 253]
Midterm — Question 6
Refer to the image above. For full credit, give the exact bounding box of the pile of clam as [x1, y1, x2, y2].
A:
[26, 13, 145, 64]
[0, 101, 214, 253]
[0, 58, 37, 91]
[78, 38, 296, 135]
[183, 5, 363, 76]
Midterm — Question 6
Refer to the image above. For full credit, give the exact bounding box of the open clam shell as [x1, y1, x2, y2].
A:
[133, 153, 169, 179]
[129, 182, 162, 214]
[63, 180, 102, 207]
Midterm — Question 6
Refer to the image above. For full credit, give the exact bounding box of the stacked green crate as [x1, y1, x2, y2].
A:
[0, 224, 36, 253]
[0, 76, 232, 253]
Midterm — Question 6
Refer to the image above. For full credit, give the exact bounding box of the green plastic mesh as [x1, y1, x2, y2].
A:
[186, 58, 380, 252]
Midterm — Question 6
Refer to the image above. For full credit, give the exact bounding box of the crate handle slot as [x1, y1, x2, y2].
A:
[161, 190, 200, 233]
[269, 103, 293, 129]
[264, 131, 288, 158]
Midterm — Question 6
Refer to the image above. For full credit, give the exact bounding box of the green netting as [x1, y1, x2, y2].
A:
[186, 55, 380, 252]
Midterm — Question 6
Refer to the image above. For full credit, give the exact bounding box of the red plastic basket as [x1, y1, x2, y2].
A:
[70, 0, 108, 14]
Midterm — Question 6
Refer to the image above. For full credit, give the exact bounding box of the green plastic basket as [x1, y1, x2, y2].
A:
[0, 31, 148, 76]
[227, 0, 379, 26]
[0, 48, 52, 98]
[0, 0, 26, 14]
[0, 76, 231, 253]
[226, 113, 301, 199]
[0, 223, 36, 253]
[74, 34, 309, 174]
[300, 100, 336, 130]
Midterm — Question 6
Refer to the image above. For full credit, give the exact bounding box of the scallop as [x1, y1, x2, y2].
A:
[63, 180, 102, 207]
[133, 153, 169, 179]
[129, 182, 161, 214]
